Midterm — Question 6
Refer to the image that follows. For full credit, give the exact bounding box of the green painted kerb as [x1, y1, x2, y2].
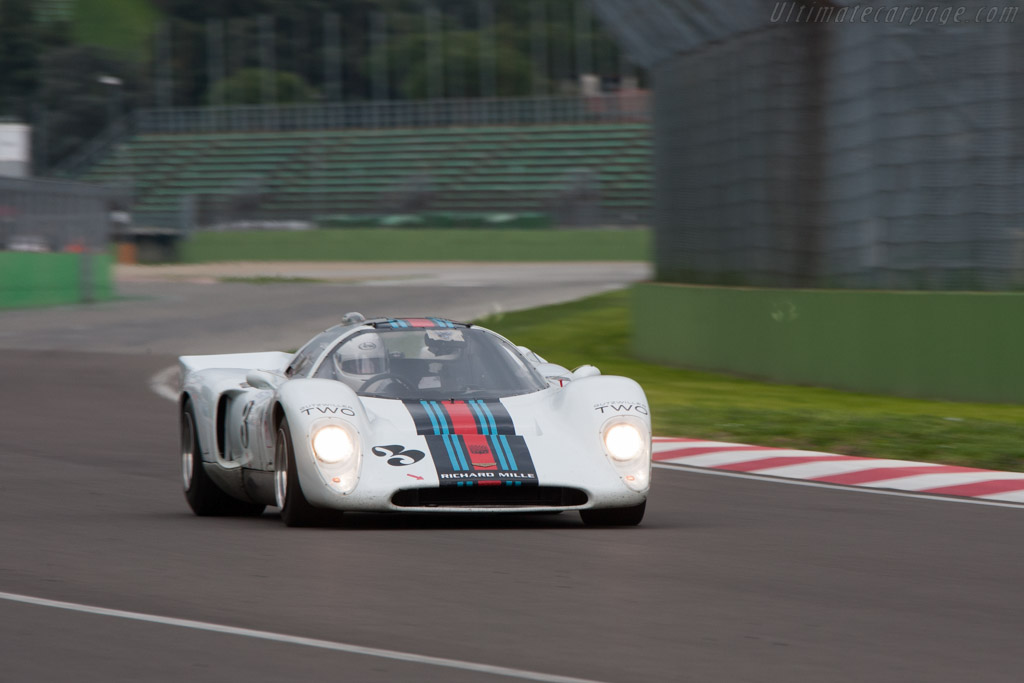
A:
[0, 252, 113, 309]
[631, 283, 1024, 403]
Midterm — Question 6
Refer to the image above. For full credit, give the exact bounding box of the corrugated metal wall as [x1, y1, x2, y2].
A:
[594, 0, 1024, 290]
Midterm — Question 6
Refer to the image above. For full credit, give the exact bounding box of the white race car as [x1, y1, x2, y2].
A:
[179, 314, 651, 526]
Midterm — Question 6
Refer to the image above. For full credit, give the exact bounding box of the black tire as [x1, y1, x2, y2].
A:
[579, 500, 646, 527]
[181, 400, 266, 517]
[275, 417, 337, 527]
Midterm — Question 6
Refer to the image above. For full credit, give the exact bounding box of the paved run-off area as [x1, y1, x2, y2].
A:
[1, 262, 1022, 682]
[0, 261, 649, 354]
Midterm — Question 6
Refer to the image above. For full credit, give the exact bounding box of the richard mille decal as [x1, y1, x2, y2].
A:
[593, 401, 648, 415]
[437, 470, 537, 482]
[401, 399, 538, 486]
[372, 445, 426, 466]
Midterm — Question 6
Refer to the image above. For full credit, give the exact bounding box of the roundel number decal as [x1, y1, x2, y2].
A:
[372, 445, 425, 466]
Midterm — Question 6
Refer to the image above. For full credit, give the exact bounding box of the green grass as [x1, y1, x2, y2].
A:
[73, 0, 159, 61]
[477, 290, 1024, 472]
[180, 228, 649, 263]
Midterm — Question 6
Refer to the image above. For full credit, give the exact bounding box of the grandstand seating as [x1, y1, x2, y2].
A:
[80, 123, 652, 227]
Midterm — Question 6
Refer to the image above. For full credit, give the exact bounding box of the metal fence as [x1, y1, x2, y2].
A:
[595, 0, 1024, 291]
[0, 176, 117, 251]
[136, 93, 650, 134]
[0, 176, 118, 303]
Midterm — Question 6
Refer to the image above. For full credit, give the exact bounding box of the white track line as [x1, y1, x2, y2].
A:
[858, 471, 1024, 491]
[983, 489, 1024, 503]
[0, 591, 606, 683]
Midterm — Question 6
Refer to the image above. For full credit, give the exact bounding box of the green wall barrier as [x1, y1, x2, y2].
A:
[631, 283, 1024, 403]
[0, 252, 113, 309]
[89, 252, 114, 301]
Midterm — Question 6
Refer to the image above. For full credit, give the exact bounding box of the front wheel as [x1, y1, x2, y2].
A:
[579, 501, 646, 527]
[275, 417, 337, 527]
[181, 401, 265, 517]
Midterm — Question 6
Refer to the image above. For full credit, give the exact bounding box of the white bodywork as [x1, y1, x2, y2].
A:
[179, 323, 651, 514]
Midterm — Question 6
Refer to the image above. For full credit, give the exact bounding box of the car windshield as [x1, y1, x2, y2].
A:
[314, 327, 548, 399]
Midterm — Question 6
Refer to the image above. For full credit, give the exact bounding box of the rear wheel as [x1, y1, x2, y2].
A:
[181, 401, 265, 517]
[275, 417, 336, 527]
[579, 501, 646, 527]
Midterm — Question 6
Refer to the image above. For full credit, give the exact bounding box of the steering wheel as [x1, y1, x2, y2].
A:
[358, 373, 415, 394]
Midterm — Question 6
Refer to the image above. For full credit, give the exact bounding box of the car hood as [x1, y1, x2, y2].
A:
[355, 377, 647, 492]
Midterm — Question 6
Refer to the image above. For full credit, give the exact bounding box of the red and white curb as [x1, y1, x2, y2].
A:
[654, 438, 1024, 505]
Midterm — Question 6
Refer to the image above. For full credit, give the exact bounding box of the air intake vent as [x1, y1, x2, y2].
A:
[392, 486, 588, 508]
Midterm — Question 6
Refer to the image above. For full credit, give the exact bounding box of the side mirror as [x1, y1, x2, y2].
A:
[571, 365, 601, 379]
[535, 362, 572, 387]
[246, 369, 283, 390]
[516, 345, 546, 364]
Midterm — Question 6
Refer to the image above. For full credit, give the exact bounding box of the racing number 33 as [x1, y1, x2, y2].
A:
[372, 445, 426, 466]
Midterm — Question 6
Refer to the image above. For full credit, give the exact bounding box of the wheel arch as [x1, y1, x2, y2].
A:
[272, 401, 286, 432]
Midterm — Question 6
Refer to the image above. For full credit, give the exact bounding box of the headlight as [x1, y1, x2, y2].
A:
[601, 417, 651, 492]
[312, 425, 355, 464]
[604, 422, 645, 461]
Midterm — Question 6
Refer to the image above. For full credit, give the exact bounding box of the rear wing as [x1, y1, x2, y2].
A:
[179, 351, 293, 378]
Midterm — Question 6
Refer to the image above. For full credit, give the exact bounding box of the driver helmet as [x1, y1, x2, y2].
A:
[424, 329, 467, 359]
[332, 332, 387, 384]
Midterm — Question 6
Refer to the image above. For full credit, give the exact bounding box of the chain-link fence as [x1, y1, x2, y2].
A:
[136, 93, 650, 134]
[0, 176, 118, 251]
[595, 0, 1024, 291]
[0, 176, 120, 304]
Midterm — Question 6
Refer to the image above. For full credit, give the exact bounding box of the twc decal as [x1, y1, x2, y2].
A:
[593, 401, 649, 416]
[300, 403, 357, 417]
[404, 399, 538, 486]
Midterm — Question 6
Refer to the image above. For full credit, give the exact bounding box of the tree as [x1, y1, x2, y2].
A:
[0, 0, 41, 118]
[206, 68, 319, 105]
[386, 28, 539, 99]
[35, 46, 143, 168]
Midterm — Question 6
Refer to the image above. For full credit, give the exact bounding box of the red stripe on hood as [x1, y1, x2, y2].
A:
[462, 434, 498, 470]
[441, 401, 480, 435]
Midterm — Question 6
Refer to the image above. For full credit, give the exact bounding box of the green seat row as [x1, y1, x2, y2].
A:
[80, 121, 652, 222]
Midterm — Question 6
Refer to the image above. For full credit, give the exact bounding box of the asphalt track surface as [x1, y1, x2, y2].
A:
[2, 266, 1023, 682]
